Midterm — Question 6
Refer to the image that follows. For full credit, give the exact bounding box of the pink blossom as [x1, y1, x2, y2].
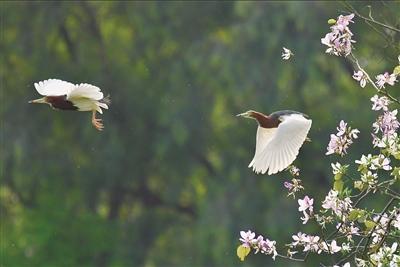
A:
[284, 181, 293, 190]
[371, 214, 392, 244]
[291, 232, 307, 246]
[253, 235, 264, 253]
[355, 154, 373, 166]
[372, 132, 397, 150]
[333, 13, 355, 32]
[393, 211, 400, 230]
[321, 13, 355, 57]
[285, 178, 304, 198]
[291, 233, 323, 254]
[326, 120, 359, 156]
[331, 162, 346, 175]
[303, 235, 321, 253]
[370, 154, 392, 171]
[338, 222, 360, 241]
[375, 72, 397, 89]
[349, 224, 360, 236]
[321, 32, 337, 54]
[322, 190, 339, 211]
[239, 230, 278, 260]
[371, 95, 391, 111]
[336, 120, 347, 136]
[322, 190, 353, 217]
[353, 70, 368, 88]
[329, 240, 342, 254]
[258, 238, 277, 259]
[239, 230, 256, 247]
[298, 196, 314, 224]
[300, 211, 311, 224]
[326, 134, 342, 155]
[298, 196, 314, 213]
[372, 109, 400, 137]
[246, 234, 278, 259]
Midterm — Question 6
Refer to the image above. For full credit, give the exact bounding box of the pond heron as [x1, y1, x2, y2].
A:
[237, 110, 312, 175]
[29, 79, 110, 131]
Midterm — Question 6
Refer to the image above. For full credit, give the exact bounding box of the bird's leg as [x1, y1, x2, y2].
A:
[91, 110, 104, 131]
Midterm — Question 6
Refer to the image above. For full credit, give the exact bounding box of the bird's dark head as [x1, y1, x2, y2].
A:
[236, 110, 259, 119]
[29, 97, 48, 105]
[237, 110, 280, 128]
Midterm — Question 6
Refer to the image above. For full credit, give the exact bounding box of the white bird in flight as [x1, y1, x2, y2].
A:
[237, 110, 312, 175]
[29, 79, 110, 131]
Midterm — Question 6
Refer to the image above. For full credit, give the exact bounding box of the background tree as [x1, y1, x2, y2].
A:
[1, 1, 399, 266]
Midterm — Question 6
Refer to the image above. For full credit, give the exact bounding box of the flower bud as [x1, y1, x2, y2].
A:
[393, 65, 400, 76]
[354, 181, 364, 191]
[328, 19, 336, 25]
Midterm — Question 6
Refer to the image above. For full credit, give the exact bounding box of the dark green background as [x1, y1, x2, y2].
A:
[1, 1, 399, 266]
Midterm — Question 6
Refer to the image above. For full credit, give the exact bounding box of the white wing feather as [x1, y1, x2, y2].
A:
[34, 79, 108, 113]
[250, 114, 312, 175]
[67, 83, 103, 100]
[248, 127, 277, 168]
[68, 83, 107, 113]
[34, 79, 75, 96]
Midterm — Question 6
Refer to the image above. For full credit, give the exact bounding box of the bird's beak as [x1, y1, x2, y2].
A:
[29, 97, 46, 104]
[236, 111, 252, 119]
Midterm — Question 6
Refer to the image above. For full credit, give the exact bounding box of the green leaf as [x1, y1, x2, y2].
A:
[328, 18, 336, 25]
[357, 215, 367, 224]
[391, 167, 400, 179]
[237, 245, 250, 261]
[365, 220, 376, 230]
[357, 165, 368, 174]
[333, 180, 344, 192]
[334, 173, 342, 181]
[393, 65, 400, 76]
[348, 209, 360, 221]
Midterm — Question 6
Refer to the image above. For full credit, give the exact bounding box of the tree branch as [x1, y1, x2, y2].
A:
[343, 2, 400, 33]
[362, 197, 396, 257]
[349, 53, 400, 105]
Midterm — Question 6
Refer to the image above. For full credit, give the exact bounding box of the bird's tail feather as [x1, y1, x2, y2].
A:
[100, 94, 111, 105]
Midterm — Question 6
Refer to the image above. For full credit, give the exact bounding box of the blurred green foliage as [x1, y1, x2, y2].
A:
[1, 1, 399, 266]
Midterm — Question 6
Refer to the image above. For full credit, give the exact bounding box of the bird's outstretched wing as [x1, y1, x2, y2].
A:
[34, 79, 75, 96]
[250, 114, 312, 175]
[248, 127, 277, 168]
[67, 83, 103, 101]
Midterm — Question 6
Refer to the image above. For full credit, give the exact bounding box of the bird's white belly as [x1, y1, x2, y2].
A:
[71, 98, 98, 111]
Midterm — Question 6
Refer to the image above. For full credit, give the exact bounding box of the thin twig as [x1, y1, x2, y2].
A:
[374, 212, 396, 253]
[349, 53, 400, 105]
[336, 250, 358, 266]
[343, 2, 400, 33]
[276, 253, 307, 262]
[362, 197, 396, 256]
[327, 188, 371, 240]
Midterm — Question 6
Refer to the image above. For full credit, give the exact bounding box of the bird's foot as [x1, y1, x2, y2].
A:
[92, 111, 104, 131]
[92, 118, 104, 131]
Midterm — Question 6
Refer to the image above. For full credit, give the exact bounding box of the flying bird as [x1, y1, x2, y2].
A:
[237, 110, 312, 175]
[29, 79, 110, 131]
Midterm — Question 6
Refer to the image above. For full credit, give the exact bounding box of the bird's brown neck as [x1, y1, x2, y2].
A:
[46, 96, 78, 110]
[249, 111, 280, 128]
